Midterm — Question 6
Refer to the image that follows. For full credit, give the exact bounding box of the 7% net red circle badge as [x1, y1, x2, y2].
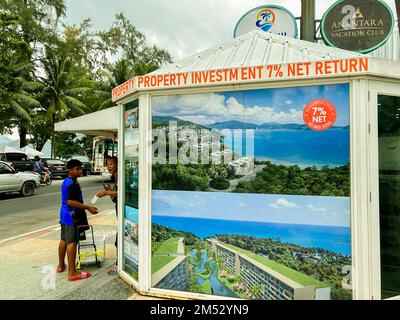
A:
[303, 99, 337, 131]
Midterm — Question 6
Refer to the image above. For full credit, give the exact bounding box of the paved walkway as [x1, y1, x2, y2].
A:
[0, 209, 160, 300]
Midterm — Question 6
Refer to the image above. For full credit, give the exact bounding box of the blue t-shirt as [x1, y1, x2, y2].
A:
[60, 177, 86, 226]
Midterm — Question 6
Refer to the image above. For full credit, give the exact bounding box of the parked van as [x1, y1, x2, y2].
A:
[92, 137, 118, 175]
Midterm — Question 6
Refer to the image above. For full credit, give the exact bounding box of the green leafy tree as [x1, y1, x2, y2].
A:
[235, 162, 350, 197]
[0, 0, 66, 145]
[33, 53, 91, 156]
[1, 2, 174, 155]
[98, 13, 172, 68]
[134, 61, 159, 76]
[0, 12, 41, 146]
[51, 20, 112, 113]
[189, 272, 202, 293]
[97, 13, 172, 96]
[59, 19, 97, 78]
[210, 176, 230, 190]
[27, 115, 52, 152]
[52, 132, 93, 158]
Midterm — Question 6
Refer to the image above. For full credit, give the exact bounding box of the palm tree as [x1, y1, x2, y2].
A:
[3, 61, 42, 147]
[261, 11, 272, 22]
[11, 79, 41, 148]
[0, 12, 41, 147]
[1, 57, 40, 147]
[33, 53, 92, 157]
[134, 61, 158, 76]
[96, 58, 134, 110]
[97, 59, 158, 111]
[3, 82, 41, 148]
[110, 59, 135, 87]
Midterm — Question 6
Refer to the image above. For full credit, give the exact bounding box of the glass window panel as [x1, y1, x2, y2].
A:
[123, 101, 139, 281]
[378, 95, 400, 299]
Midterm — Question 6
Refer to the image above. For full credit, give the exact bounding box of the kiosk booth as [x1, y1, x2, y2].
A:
[58, 30, 400, 300]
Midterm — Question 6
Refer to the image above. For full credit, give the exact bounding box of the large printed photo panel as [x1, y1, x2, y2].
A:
[151, 84, 352, 300]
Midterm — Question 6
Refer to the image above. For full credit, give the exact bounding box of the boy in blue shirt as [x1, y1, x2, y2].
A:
[57, 159, 98, 281]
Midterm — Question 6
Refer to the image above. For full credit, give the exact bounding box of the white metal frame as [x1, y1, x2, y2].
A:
[117, 103, 125, 278]
[350, 79, 371, 300]
[116, 76, 400, 300]
[118, 101, 140, 288]
[145, 78, 356, 300]
[368, 80, 400, 300]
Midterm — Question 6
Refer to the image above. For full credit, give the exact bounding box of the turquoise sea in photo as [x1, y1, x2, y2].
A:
[152, 215, 351, 256]
[224, 129, 350, 167]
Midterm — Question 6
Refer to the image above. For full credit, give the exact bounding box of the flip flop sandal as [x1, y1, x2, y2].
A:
[107, 267, 117, 275]
[56, 265, 68, 273]
[68, 272, 91, 282]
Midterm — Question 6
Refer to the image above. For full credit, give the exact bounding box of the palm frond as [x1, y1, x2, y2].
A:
[63, 95, 89, 116]
[10, 100, 31, 122]
[22, 81, 45, 92]
[97, 98, 113, 110]
[64, 87, 94, 96]
[94, 90, 111, 99]
[14, 62, 33, 73]
[15, 93, 41, 109]
[57, 98, 70, 120]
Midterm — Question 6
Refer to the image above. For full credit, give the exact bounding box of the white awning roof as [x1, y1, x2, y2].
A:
[55, 106, 119, 137]
[20, 146, 45, 158]
[151, 30, 363, 75]
[0, 145, 24, 154]
[112, 30, 399, 103]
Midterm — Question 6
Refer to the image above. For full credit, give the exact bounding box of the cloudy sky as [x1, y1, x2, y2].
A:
[63, 0, 398, 61]
[152, 84, 350, 126]
[4, 1, 397, 140]
[152, 190, 351, 227]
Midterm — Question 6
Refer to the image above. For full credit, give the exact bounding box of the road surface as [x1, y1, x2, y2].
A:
[0, 175, 115, 241]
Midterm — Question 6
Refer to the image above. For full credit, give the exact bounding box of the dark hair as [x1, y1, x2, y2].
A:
[67, 159, 83, 169]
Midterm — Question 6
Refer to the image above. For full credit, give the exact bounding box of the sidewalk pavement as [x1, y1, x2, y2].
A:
[0, 210, 162, 300]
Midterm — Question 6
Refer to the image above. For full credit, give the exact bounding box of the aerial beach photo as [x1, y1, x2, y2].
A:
[152, 84, 350, 195]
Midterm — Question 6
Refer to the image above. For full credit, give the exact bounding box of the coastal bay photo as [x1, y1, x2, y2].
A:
[150, 84, 352, 300]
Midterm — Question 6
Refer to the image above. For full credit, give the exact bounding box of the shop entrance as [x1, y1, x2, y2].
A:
[378, 93, 400, 299]
[370, 82, 400, 300]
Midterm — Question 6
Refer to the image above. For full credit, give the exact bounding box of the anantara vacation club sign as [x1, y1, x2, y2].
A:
[233, 5, 298, 38]
[112, 57, 369, 102]
[321, 0, 395, 53]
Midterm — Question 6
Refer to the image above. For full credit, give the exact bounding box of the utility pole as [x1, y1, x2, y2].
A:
[301, 0, 316, 42]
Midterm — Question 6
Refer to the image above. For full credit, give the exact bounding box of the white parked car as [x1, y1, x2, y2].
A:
[0, 161, 40, 197]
